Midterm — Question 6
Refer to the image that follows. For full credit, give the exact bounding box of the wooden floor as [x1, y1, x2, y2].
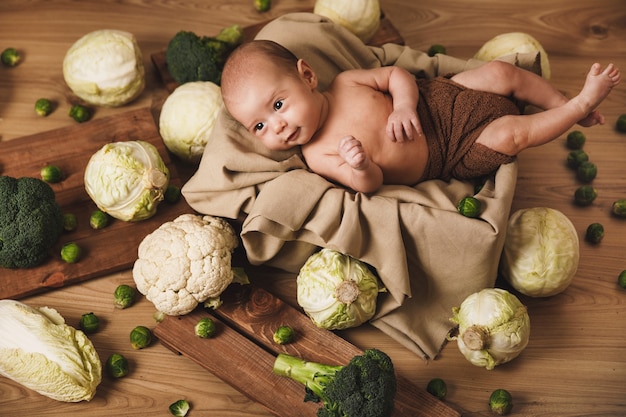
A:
[1, 1, 625, 416]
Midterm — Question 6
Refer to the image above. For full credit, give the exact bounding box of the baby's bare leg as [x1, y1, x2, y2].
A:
[451, 60, 569, 111]
[464, 63, 620, 155]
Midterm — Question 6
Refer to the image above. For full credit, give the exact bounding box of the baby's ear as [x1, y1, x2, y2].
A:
[297, 59, 318, 89]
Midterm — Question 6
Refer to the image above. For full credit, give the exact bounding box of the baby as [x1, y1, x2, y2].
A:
[221, 40, 620, 193]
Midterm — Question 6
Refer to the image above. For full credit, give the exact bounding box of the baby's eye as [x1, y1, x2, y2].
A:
[273, 100, 283, 111]
[254, 122, 265, 132]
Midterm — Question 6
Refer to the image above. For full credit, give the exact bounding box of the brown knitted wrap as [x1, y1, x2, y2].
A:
[418, 76, 519, 181]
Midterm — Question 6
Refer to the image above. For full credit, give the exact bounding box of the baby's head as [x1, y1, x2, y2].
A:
[221, 40, 300, 113]
[221, 40, 324, 151]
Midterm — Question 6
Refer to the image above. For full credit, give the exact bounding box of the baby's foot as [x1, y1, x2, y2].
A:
[577, 63, 621, 127]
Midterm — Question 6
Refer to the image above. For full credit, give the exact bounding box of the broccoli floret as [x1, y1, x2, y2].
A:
[214, 24, 244, 46]
[0, 175, 64, 268]
[165, 25, 243, 85]
[273, 348, 397, 417]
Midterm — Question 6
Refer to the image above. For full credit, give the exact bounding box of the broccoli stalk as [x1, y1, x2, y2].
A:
[273, 348, 397, 417]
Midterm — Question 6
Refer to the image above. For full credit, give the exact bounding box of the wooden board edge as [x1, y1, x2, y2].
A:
[0, 108, 195, 300]
[154, 309, 320, 416]
[155, 285, 462, 417]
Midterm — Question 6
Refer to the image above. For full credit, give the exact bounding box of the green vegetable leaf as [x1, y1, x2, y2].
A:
[105, 353, 129, 378]
[296, 248, 382, 330]
[169, 399, 190, 416]
[0, 300, 102, 402]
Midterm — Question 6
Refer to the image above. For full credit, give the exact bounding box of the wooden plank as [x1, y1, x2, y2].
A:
[0, 108, 194, 299]
[154, 285, 461, 417]
[151, 11, 405, 93]
[155, 308, 321, 417]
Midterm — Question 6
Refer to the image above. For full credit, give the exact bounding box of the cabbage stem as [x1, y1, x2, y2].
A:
[335, 280, 360, 304]
[461, 325, 489, 350]
[145, 168, 167, 188]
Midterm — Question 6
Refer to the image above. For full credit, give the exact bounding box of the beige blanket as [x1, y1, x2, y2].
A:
[182, 13, 539, 359]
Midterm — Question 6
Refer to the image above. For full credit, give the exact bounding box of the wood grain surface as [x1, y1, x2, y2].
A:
[155, 285, 460, 417]
[0, 108, 193, 300]
[1, 0, 625, 416]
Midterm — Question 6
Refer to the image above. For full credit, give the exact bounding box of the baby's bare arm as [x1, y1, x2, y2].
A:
[385, 66, 422, 141]
[337, 136, 383, 193]
[343, 66, 422, 141]
[305, 136, 383, 193]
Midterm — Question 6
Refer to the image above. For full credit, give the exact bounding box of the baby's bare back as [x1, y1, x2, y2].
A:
[308, 76, 428, 185]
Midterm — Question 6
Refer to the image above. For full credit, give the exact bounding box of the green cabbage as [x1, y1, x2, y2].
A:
[159, 81, 223, 164]
[313, 0, 381, 43]
[297, 248, 383, 330]
[474, 32, 551, 79]
[499, 207, 579, 297]
[451, 288, 530, 370]
[0, 299, 102, 402]
[63, 29, 145, 107]
[84, 141, 169, 221]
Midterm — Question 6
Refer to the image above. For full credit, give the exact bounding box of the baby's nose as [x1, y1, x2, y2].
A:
[273, 119, 286, 133]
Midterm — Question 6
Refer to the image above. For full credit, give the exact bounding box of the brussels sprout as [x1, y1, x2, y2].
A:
[489, 388, 513, 415]
[585, 223, 604, 244]
[194, 317, 216, 338]
[69, 104, 92, 123]
[566, 149, 589, 169]
[1, 47, 20, 67]
[254, 0, 271, 12]
[153, 311, 166, 323]
[61, 242, 82, 263]
[612, 199, 626, 217]
[79, 312, 100, 334]
[576, 161, 597, 182]
[130, 325, 152, 349]
[63, 213, 78, 232]
[105, 353, 129, 378]
[35, 98, 53, 117]
[164, 184, 182, 203]
[40, 164, 63, 183]
[90, 209, 110, 230]
[428, 44, 447, 57]
[426, 378, 447, 400]
[616, 114, 626, 133]
[114, 284, 136, 309]
[618, 270, 626, 289]
[169, 399, 190, 416]
[566, 130, 586, 149]
[574, 185, 597, 206]
[273, 325, 295, 345]
[457, 196, 482, 218]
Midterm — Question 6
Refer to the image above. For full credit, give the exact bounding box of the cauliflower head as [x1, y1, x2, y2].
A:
[132, 213, 238, 315]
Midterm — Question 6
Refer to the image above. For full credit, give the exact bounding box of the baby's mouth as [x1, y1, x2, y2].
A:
[286, 128, 300, 143]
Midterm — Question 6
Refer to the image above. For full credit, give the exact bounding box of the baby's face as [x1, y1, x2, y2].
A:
[225, 59, 323, 151]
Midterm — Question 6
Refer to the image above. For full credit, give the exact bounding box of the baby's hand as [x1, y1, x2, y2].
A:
[386, 107, 422, 142]
[338, 135, 369, 170]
